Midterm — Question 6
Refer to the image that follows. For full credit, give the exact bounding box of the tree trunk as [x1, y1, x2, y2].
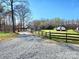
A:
[11, 0, 15, 33]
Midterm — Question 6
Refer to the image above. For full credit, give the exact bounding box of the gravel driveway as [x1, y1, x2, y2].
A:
[0, 32, 79, 59]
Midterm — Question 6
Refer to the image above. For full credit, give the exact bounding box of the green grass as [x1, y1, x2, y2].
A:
[0, 32, 17, 41]
[33, 29, 79, 44]
[34, 29, 79, 36]
[0, 32, 11, 36]
[42, 29, 79, 34]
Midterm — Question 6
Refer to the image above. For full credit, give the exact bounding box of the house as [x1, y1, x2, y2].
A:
[76, 27, 79, 31]
[56, 26, 66, 31]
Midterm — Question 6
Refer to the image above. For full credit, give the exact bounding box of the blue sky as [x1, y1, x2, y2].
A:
[29, 0, 79, 20]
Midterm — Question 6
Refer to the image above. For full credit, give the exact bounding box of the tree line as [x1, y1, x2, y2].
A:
[0, 0, 31, 32]
[29, 18, 79, 31]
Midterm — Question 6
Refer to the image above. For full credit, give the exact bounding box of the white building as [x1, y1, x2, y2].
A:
[76, 27, 79, 31]
[56, 26, 66, 31]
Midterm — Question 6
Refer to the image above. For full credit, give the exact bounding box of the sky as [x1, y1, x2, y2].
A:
[29, 0, 79, 20]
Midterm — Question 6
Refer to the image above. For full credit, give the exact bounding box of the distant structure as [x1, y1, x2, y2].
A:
[56, 26, 66, 31]
[76, 27, 79, 32]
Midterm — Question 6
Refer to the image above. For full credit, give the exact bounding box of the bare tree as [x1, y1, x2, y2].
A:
[14, 4, 31, 31]
[1, 0, 29, 32]
[0, 4, 4, 31]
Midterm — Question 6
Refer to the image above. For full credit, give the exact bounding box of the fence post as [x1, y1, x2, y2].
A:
[38, 31, 39, 36]
[45, 32, 47, 37]
[39, 31, 40, 36]
[49, 32, 51, 39]
[66, 32, 67, 43]
[39, 31, 41, 37]
[35, 31, 36, 35]
[41, 31, 43, 37]
[38, 31, 41, 37]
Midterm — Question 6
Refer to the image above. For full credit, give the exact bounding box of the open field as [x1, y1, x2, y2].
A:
[42, 29, 79, 34]
[0, 32, 18, 41]
[33, 29, 79, 44]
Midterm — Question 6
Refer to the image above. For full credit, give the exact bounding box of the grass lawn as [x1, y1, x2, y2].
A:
[33, 29, 79, 44]
[42, 29, 79, 34]
[34, 29, 79, 36]
[0, 32, 18, 41]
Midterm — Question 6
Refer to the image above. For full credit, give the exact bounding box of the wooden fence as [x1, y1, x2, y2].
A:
[33, 31, 79, 43]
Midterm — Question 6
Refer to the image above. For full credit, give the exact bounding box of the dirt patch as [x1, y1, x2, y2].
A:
[43, 39, 58, 44]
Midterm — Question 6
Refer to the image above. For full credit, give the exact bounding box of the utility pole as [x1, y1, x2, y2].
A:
[11, 0, 15, 33]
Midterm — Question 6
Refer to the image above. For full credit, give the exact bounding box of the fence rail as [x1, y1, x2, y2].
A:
[33, 31, 79, 43]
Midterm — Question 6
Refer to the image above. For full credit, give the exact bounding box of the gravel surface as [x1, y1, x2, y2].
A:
[0, 32, 79, 59]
